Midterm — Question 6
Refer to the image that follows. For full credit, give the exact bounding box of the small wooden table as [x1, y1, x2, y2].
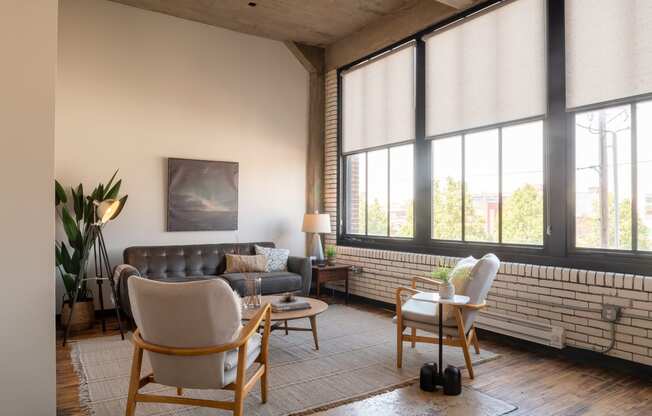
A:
[312, 264, 350, 304]
[241, 295, 328, 350]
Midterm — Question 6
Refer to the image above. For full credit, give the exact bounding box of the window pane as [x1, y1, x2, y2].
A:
[502, 121, 544, 245]
[575, 105, 632, 249]
[367, 149, 389, 236]
[637, 101, 652, 251]
[345, 153, 366, 235]
[389, 145, 414, 237]
[465, 129, 499, 242]
[432, 136, 463, 240]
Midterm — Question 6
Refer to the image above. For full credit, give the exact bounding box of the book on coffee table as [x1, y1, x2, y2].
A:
[271, 299, 311, 313]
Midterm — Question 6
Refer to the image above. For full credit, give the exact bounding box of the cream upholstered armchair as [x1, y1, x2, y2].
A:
[125, 276, 271, 416]
[394, 254, 499, 379]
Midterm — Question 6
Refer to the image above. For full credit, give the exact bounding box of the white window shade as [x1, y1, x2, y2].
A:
[342, 45, 415, 154]
[566, 0, 652, 110]
[425, 0, 546, 137]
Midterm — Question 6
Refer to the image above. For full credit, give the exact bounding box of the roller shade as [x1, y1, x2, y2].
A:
[425, 0, 546, 137]
[566, 0, 652, 110]
[342, 44, 415, 154]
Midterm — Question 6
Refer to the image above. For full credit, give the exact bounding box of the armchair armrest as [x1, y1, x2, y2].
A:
[395, 286, 420, 318]
[411, 275, 442, 289]
[462, 302, 487, 310]
[287, 256, 311, 296]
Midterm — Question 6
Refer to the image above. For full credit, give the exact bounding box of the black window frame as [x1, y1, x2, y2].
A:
[336, 0, 652, 275]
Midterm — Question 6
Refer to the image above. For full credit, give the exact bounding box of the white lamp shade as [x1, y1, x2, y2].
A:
[302, 213, 331, 234]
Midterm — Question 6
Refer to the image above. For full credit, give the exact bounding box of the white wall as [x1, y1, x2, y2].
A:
[0, 1, 57, 414]
[55, 0, 309, 310]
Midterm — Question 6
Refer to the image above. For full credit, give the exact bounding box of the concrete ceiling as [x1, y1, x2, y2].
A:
[109, 0, 474, 47]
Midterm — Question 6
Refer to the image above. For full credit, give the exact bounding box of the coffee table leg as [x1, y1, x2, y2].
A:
[309, 316, 319, 350]
[284, 320, 288, 335]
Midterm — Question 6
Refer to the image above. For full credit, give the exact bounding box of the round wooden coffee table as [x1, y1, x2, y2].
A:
[241, 296, 328, 350]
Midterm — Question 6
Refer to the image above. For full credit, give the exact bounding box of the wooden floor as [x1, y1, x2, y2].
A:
[57, 296, 652, 416]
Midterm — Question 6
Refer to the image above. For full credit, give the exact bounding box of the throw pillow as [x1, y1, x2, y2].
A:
[225, 254, 267, 273]
[255, 245, 290, 272]
[441, 256, 477, 323]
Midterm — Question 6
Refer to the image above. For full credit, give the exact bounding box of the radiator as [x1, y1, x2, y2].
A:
[475, 310, 565, 349]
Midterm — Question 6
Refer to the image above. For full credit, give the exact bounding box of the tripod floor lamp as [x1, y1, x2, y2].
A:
[62, 199, 125, 346]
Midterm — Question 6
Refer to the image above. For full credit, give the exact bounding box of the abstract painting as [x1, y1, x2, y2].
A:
[167, 158, 238, 231]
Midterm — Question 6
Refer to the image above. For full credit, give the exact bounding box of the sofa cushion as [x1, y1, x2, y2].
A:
[220, 272, 303, 296]
[255, 245, 290, 272]
[225, 254, 267, 273]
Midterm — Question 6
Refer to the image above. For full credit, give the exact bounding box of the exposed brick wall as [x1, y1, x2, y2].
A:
[323, 69, 652, 366]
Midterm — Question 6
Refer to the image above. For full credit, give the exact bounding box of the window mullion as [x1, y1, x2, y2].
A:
[461, 135, 466, 242]
[365, 152, 369, 236]
[414, 38, 430, 243]
[499, 128, 503, 244]
[387, 149, 391, 237]
[632, 103, 638, 251]
[546, 0, 568, 257]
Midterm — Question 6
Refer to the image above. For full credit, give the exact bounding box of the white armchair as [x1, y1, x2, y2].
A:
[394, 254, 499, 379]
[125, 276, 271, 416]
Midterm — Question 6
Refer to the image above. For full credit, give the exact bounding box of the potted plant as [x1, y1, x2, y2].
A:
[55, 171, 128, 330]
[325, 245, 337, 266]
[431, 267, 454, 299]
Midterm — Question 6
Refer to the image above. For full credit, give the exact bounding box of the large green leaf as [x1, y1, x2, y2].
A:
[104, 170, 119, 199]
[55, 181, 67, 206]
[84, 195, 94, 224]
[109, 195, 129, 220]
[61, 207, 82, 251]
[60, 273, 76, 301]
[105, 179, 122, 200]
[73, 183, 84, 222]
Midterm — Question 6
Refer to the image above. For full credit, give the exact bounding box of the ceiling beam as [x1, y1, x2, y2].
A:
[284, 42, 324, 74]
[434, 0, 474, 9]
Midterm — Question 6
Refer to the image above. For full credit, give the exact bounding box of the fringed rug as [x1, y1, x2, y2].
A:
[71, 305, 507, 415]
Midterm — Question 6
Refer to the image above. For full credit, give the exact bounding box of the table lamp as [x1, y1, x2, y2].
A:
[302, 212, 331, 264]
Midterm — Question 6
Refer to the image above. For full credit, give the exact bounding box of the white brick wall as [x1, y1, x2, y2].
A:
[324, 69, 652, 366]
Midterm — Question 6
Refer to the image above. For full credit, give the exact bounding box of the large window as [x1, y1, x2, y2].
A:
[567, 1, 652, 254]
[337, 0, 652, 273]
[431, 121, 544, 245]
[342, 43, 415, 238]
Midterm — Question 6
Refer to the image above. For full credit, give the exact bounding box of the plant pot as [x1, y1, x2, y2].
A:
[327, 256, 336, 266]
[61, 299, 95, 331]
[439, 282, 455, 299]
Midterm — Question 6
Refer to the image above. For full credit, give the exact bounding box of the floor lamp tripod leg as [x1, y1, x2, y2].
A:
[98, 229, 125, 340]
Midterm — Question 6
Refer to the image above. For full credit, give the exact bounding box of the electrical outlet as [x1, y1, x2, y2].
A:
[601, 304, 621, 322]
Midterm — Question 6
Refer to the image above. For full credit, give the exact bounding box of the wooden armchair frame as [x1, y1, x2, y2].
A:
[395, 276, 486, 378]
[125, 303, 272, 416]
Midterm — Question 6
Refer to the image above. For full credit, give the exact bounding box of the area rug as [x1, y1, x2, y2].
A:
[71, 305, 505, 415]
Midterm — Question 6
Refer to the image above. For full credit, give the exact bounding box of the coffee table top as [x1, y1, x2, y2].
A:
[241, 296, 328, 321]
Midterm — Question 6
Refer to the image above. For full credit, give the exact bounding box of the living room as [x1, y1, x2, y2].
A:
[3, 0, 652, 415]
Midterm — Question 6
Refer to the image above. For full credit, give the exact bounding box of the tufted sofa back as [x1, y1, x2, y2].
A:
[123, 242, 275, 279]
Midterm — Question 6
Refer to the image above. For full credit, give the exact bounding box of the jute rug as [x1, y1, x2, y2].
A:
[71, 305, 508, 415]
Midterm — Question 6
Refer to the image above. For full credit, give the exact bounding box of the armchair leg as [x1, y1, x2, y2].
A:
[455, 309, 474, 379]
[176, 387, 183, 396]
[410, 328, 416, 348]
[470, 327, 481, 354]
[396, 324, 404, 369]
[125, 343, 143, 416]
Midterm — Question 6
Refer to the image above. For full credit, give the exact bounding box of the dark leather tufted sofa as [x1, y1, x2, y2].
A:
[115, 242, 311, 318]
